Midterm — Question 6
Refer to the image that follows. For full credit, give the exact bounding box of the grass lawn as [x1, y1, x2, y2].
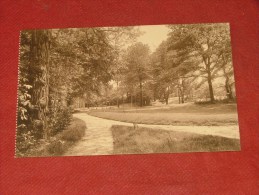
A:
[111, 125, 240, 154]
[89, 103, 238, 126]
[93, 102, 237, 114]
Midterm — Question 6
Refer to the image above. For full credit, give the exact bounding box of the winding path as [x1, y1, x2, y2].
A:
[64, 113, 240, 156]
[64, 113, 132, 156]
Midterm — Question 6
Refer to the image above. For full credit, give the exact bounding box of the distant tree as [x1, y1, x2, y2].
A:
[151, 38, 197, 104]
[150, 41, 173, 104]
[124, 42, 150, 107]
[106, 27, 141, 107]
[213, 31, 235, 100]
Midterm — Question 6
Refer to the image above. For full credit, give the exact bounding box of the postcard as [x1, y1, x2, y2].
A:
[16, 23, 240, 157]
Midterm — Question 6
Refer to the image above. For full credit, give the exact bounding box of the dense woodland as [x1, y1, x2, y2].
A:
[17, 24, 235, 155]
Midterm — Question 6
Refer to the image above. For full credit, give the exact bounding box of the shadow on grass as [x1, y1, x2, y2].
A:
[111, 125, 240, 154]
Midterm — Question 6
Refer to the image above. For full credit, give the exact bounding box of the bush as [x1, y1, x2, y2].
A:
[45, 117, 86, 156]
[48, 105, 73, 136]
[47, 139, 67, 155]
[16, 131, 37, 153]
[61, 126, 85, 142]
[16, 117, 86, 157]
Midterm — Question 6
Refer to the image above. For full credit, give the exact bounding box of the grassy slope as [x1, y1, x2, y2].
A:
[46, 117, 86, 156]
[111, 125, 240, 154]
[89, 103, 238, 126]
[17, 117, 86, 157]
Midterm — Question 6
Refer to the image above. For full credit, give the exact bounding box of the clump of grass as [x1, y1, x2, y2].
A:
[111, 125, 240, 155]
[46, 140, 67, 155]
[60, 125, 85, 142]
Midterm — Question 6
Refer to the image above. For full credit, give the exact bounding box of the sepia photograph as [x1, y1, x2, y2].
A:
[16, 23, 240, 157]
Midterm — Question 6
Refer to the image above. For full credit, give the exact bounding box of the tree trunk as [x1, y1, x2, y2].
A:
[117, 99, 120, 108]
[181, 92, 184, 104]
[165, 96, 169, 105]
[206, 64, 215, 103]
[222, 65, 233, 100]
[116, 80, 120, 108]
[130, 93, 133, 107]
[165, 86, 170, 105]
[178, 88, 181, 104]
[140, 81, 143, 107]
[30, 30, 51, 139]
[207, 76, 214, 103]
[181, 80, 185, 104]
[225, 77, 233, 100]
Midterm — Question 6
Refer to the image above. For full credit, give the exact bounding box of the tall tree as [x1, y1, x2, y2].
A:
[214, 30, 235, 100]
[106, 27, 141, 107]
[71, 28, 115, 102]
[167, 23, 231, 103]
[150, 41, 173, 104]
[124, 42, 150, 107]
[28, 30, 51, 139]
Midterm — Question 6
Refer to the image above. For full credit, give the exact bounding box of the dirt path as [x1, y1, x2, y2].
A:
[64, 113, 240, 156]
[64, 113, 133, 156]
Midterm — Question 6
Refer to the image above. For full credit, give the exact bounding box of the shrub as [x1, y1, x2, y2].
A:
[16, 117, 86, 157]
[47, 139, 66, 155]
[16, 131, 37, 153]
[48, 105, 73, 135]
[60, 126, 85, 142]
[45, 117, 86, 156]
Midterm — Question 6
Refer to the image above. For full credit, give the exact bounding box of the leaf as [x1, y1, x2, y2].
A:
[24, 84, 32, 89]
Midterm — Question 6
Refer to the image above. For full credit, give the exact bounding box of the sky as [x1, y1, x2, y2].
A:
[137, 25, 170, 52]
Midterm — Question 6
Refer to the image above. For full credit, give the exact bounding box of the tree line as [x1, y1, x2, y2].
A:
[107, 23, 234, 108]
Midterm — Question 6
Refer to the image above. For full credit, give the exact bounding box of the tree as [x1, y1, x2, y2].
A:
[71, 28, 115, 102]
[167, 23, 231, 103]
[150, 41, 171, 104]
[106, 27, 141, 108]
[213, 30, 235, 100]
[151, 38, 197, 104]
[26, 30, 52, 139]
[124, 42, 150, 107]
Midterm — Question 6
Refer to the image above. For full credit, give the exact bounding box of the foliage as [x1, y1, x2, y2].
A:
[166, 23, 233, 102]
[16, 117, 86, 157]
[60, 126, 85, 142]
[47, 117, 86, 155]
[16, 131, 37, 153]
[17, 82, 32, 129]
[48, 104, 72, 135]
[122, 42, 150, 106]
